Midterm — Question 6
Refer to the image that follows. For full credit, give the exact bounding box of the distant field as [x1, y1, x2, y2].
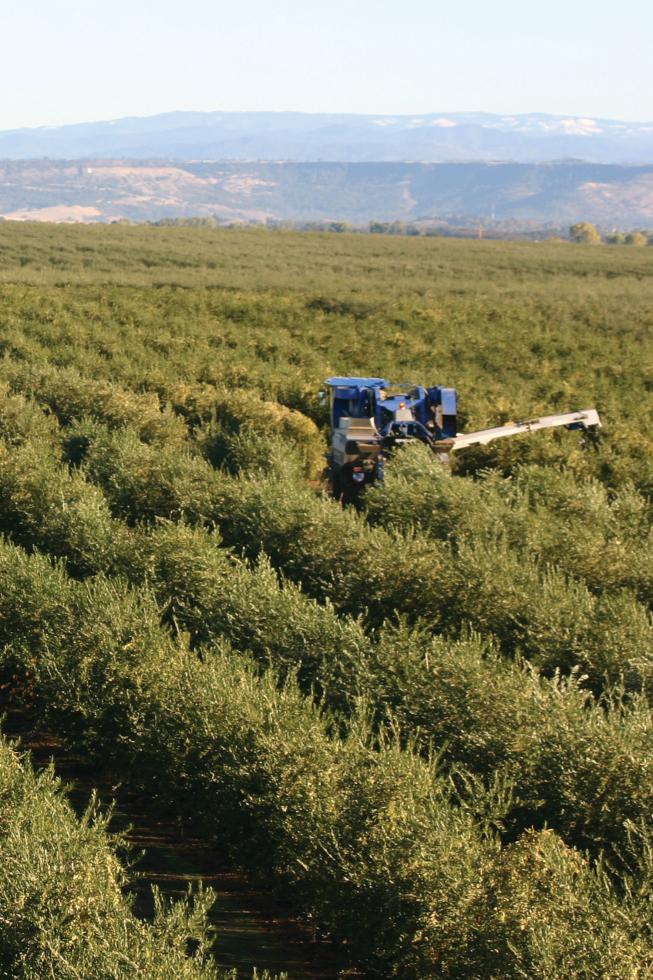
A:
[1, 221, 653, 977]
[2, 219, 653, 295]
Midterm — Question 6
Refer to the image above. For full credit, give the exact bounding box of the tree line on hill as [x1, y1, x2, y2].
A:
[569, 222, 652, 245]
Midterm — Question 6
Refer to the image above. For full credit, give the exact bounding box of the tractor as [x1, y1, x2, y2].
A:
[324, 377, 601, 502]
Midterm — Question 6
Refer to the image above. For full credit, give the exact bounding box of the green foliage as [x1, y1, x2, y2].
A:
[373, 444, 653, 602]
[569, 222, 602, 244]
[3, 362, 188, 445]
[0, 436, 134, 577]
[162, 380, 324, 478]
[2, 223, 653, 974]
[2, 426, 653, 864]
[371, 625, 653, 856]
[0, 738, 223, 979]
[0, 538, 650, 976]
[624, 231, 648, 246]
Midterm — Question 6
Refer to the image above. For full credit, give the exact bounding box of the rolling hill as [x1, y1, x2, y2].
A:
[1, 158, 653, 227]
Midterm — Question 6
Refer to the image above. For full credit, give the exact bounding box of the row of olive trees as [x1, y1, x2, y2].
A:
[4, 380, 653, 971]
[0, 740, 235, 980]
[569, 221, 652, 244]
[1, 474, 652, 978]
[3, 402, 653, 866]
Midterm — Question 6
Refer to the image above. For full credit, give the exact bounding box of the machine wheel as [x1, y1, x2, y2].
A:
[330, 465, 373, 506]
[329, 469, 344, 501]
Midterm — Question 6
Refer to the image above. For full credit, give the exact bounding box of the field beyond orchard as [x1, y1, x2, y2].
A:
[1, 221, 653, 979]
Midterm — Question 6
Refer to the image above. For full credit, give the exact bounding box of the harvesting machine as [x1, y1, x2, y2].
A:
[324, 377, 601, 501]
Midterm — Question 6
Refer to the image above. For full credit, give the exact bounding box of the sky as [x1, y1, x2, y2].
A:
[2, 0, 652, 130]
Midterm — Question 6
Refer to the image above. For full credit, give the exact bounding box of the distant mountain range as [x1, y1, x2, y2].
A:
[2, 159, 653, 228]
[2, 110, 653, 164]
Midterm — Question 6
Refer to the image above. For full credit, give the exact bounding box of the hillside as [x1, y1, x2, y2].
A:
[3, 110, 653, 163]
[2, 159, 653, 227]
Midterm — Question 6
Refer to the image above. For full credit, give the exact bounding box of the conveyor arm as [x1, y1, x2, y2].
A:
[449, 409, 601, 452]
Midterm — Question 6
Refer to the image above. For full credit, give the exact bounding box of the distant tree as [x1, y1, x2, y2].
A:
[327, 221, 351, 233]
[368, 221, 390, 234]
[624, 231, 648, 246]
[569, 222, 602, 244]
[605, 232, 626, 245]
[153, 216, 218, 229]
[266, 219, 294, 231]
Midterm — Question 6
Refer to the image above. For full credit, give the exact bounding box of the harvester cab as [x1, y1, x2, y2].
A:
[324, 376, 601, 501]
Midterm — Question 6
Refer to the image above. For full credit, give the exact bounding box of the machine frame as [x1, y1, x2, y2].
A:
[325, 376, 601, 501]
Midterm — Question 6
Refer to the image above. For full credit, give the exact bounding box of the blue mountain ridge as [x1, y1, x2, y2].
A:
[2, 110, 653, 164]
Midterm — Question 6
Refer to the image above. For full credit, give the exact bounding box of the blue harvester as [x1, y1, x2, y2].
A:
[325, 377, 601, 500]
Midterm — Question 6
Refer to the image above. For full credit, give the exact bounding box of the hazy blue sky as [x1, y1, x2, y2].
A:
[3, 0, 652, 129]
